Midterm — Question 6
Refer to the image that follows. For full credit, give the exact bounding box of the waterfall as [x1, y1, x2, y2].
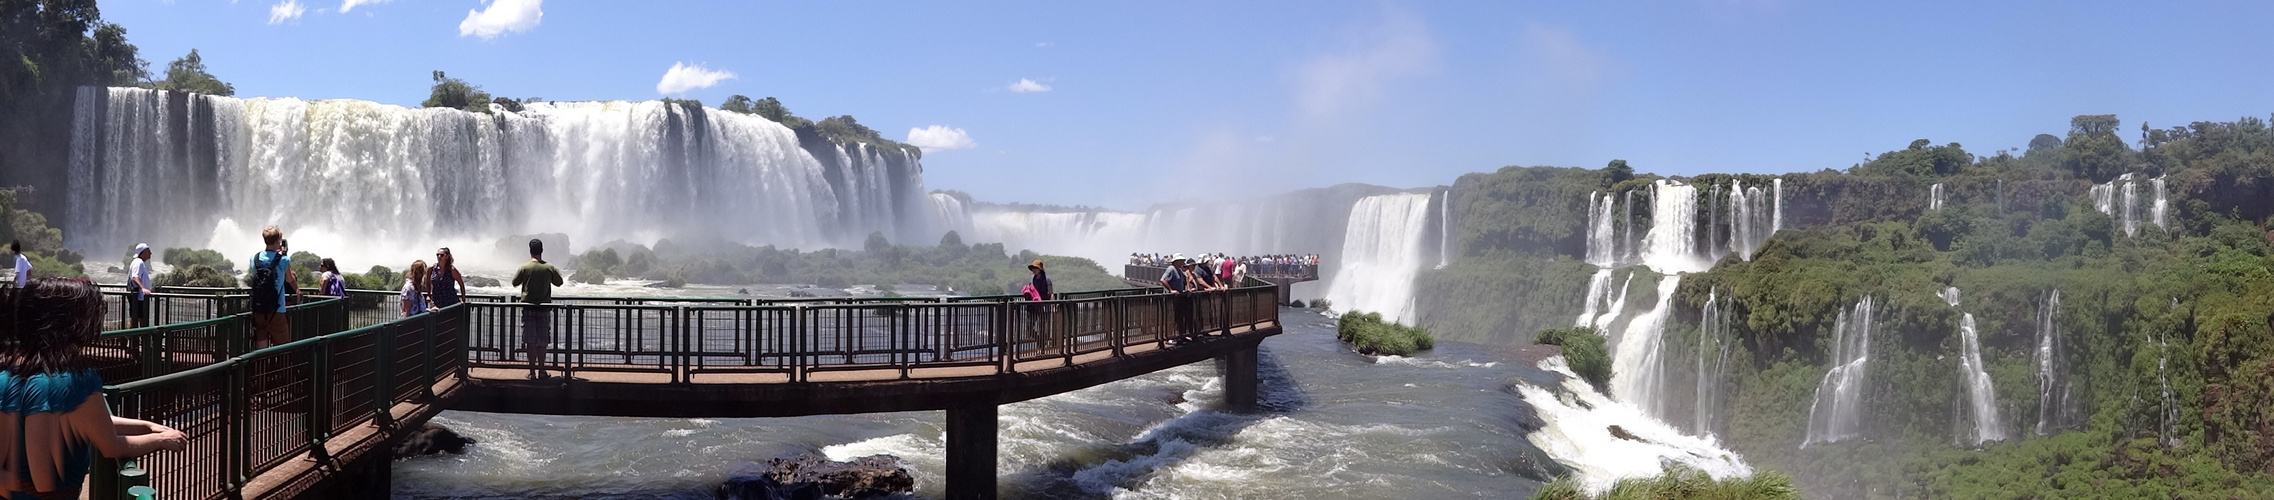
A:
[1803, 297, 1875, 447]
[1695, 289, 1732, 436]
[1941, 286, 1960, 307]
[928, 193, 970, 238]
[1728, 180, 1777, 261]
[1576, 268, 1615, 328]
[2090, 179, 2115, 216]
[2122, 174, 2140, 237]
[1324, 193, 1436, 324]
[2157, 332, 2179, 447]
[1639, 181, 1707, 274]
[2034, 289, 2073, 435]
[1770, 178, 1783, 234]
[1957, 313, 2005, 445]
[1437, 188, 1453, 269]
[2150, 176, 2169, 229]
[1929, 183, 1944, 211]
[65, 87, 937, 266]
[1585, 191, 1618, 267]
[1611, 274, 1681, 420]
[1587, 272, 1635, 332]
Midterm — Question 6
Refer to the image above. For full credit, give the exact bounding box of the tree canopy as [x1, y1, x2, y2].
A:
[422, 70, 491, 113]
[147, 49, 233, 96]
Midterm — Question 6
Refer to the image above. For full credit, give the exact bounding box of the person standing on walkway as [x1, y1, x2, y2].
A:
[126, 244, 153, 329]
[511, 239, 564, 380]
[318, 258, 347, 297]
[400, 260, 431, 317]
[247, 227, 292, 349]
[1165, 254, 1201, 345]
[8, 241, 27, 288]
[429, 248, 466, 310]
[0, 278, 188, 499]
[1024, 260, 1057, 352]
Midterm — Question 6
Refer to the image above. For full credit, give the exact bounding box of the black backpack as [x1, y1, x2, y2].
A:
[248, 251, 285, 312]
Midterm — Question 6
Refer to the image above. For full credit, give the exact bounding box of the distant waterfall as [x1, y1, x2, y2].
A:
[2034, 290, 2074, 435]
[1580, 271, 1634, 332]
[1695, 289, 1733, 436]
[1639, 181, 1706, 274]
[1957, 312, 2005, 445]
[1584, 191, 1618, 267]
[1438, 188, 1453, 268]
[1324, 193, 1436, 324]
[1576, 268, 1615, 328]
[1728, 179, 1778, 261]
[66, 87, 934, 265]
[1611, 274, 1680, 418]
[1929, 183, 1944, 210]
[2090, 173, 2172, 237]
[2150, 176, 2169, 229]
[1803, 296, 1875, 447]
[928, 193, 971, 239]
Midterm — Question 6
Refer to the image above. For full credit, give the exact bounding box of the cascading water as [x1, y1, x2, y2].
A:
[1929, 183, 1944, 210]
[1323, 193, 1436, 324]
[2122, 175, 2140, 237]
[1803, 297, 1875, 447]
[2150, 175, 2169, 229]
[1728, 179, 1779, 261]
[1576, 268, 1614, 328]
[1437, 188, 1453, 269]
[66, 87, 934, 266]
[1956, 312, 2005, 445]
[1585, 191, 1617, 267]
[1695, 289, 1732, 436]
[1586, 272, 1634, 332]
[1610, 274, 1680, 418]
[1639, 181, 1707, 274]
[2034, 289, 2073, 435]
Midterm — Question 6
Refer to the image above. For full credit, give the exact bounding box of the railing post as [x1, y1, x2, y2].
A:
[228, 362, 250, 496]
[309, 336, 335, 468]
[374, 323, 396, 429]
[419, 310, 437, 400]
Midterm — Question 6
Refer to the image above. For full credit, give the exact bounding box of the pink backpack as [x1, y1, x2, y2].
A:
[1021, 283, 1042, 301]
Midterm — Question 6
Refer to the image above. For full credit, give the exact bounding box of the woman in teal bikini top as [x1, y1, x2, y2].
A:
[0, 279, 185, 500]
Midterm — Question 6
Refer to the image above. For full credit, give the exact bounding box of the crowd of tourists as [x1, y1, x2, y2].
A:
[1129, 253, 1319, 280]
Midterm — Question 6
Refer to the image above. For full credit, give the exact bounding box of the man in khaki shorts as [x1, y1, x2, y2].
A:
[247, 226, 294, 349]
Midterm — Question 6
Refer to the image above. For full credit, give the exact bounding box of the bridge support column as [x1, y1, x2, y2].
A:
[1221, 346, 1258, 413]
[945, 403, 998, 500]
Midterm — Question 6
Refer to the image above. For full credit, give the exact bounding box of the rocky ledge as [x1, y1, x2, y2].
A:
[716, 455, 916, 500]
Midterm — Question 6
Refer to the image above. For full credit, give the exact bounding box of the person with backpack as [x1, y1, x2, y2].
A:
[429, 247, 466, 309]
[1022, 260, 1057, 352]
[318, 258, 348, 297]
[246, 227, 293, 349]
[1164, 254, 1201, 345]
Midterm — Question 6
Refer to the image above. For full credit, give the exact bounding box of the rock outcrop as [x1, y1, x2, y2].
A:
[715, 455, 915, 500]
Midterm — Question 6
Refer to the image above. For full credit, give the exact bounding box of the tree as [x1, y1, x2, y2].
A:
[421, 70, 491, 113]
[751, 97, 798, 124]
[1605, 159, 1634, 185]
[150, 49, 233, 96]
[2027, 134, 2063, 156]
[863, 231, 891, 254]
[2061, 114, 2130, 182]
[720, 95, 754, 114]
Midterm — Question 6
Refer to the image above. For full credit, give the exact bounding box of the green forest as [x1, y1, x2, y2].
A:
[1427, 114, 2274, 497]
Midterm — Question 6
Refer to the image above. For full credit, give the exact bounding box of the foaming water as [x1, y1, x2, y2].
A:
[1515, 356, 1751, 493]
[393, 311, 1584, 499]
[1324, 193, 1436, 324]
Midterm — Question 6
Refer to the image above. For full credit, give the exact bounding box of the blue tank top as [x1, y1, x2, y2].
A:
[0, 369, 103, 495]
[429, 266, 461, 308]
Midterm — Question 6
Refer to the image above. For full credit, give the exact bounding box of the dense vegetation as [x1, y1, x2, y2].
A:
[562, 230, 1124, 295]
[1531, 466, 1798, 500]
[1534, 327, 1612, 393]
[0, 190, 84, 278]
[0, 1, 148, 214]
[1430, 114, 2274, 497]
[1336, 311, 1434, 356]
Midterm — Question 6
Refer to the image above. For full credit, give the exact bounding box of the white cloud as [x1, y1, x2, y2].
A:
[1034, 42, 1054, 48]
[459, 0, 543, 39]
[1007, 78, 1052, 93]
[905, 126, 977, 151]
[267, 0, 306, 24]
[340, 0, 389, 13]
[655, 62, 736, 94]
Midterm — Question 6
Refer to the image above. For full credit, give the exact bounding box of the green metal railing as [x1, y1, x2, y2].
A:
[88, 296, 350, 384]
[90, 305, 466, 500]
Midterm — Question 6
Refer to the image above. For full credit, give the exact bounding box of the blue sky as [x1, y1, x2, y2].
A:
[104, 1, 2274, 209]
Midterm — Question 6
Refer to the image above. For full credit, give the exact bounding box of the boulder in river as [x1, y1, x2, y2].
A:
[393, 422, 477, 458]
[716, 455, 914, 500]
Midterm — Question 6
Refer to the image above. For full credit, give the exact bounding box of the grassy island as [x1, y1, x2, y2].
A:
[1336, 311, 1435, 356]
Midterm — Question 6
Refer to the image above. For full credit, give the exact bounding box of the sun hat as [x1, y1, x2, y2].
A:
[1028, 259, 1045, 271]
[134, 243, 149, 255]
[1170, 253, 1188, 264]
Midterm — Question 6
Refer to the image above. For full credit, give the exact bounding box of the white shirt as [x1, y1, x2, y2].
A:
[11, 254, 27, 288]
[128, 258, 153, 298]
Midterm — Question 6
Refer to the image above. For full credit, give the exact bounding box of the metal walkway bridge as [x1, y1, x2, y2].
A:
[80, 282, 1282, 500]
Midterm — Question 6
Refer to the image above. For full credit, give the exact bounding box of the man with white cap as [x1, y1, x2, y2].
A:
[8, 240, 27, 288]
[128, 243, 154, 328]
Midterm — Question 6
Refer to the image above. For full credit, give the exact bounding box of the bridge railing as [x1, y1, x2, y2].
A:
[1123, 264, 1320, 283]
[91, 305, 467, 500]
[84, 296, 350, 385]
[460, 284, 1282, 382]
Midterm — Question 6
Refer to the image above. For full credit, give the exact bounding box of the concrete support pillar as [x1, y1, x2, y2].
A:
[945, 403, 999, 500]
[1221, 346, 1258, 413]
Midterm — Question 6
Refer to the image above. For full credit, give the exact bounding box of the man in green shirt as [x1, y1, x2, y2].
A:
[511, 238, 564, 379]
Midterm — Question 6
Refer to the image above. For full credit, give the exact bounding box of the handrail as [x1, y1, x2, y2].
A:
[86, 283, 1280, 500]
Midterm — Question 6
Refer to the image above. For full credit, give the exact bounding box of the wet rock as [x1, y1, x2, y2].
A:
[1288, 300, 1305, 308]
[107, 266, 124, 273]
[1608, 425, 1645, 443]
[716, 455, 914, 500]
[789, 290, 817, 298]
[393, 423, 477, 458]
[464, 275, 502, 288]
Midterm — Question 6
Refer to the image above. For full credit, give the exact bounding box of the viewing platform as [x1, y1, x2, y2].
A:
[1125, 263, 1319, 305]
[82, 282, 1283, 500]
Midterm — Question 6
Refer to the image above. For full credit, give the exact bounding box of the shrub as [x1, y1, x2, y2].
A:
[1535, 327, 1612, 394]
[162, 247, 233, 273]
[156, 264, 233, 288]
[1309, 298, 1332, 309]
[1531, 466, 1799, 500]
[569, 267, 606, 285]
[1336, 311, 1435, 356]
